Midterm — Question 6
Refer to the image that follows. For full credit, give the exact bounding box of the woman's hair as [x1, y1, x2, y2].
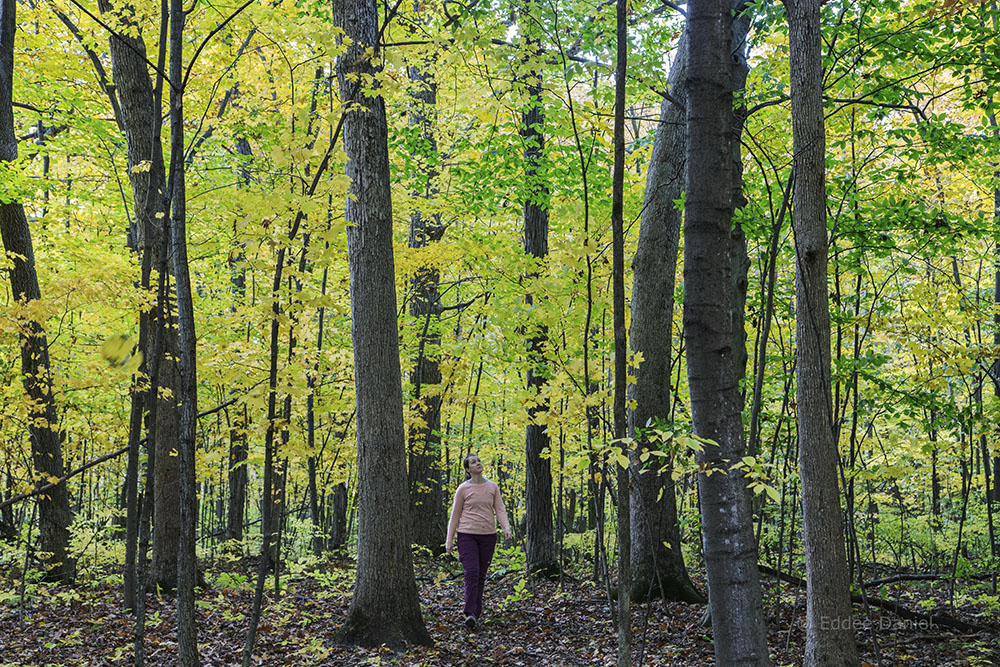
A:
[463, 453, 477, 481]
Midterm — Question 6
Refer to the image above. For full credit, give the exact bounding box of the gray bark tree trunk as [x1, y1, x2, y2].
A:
[333, 0, 431, 648]
[787, 1, 859, 664]
[167, 0, 199, 661]
[226, 406, 248, 542]
[629, 1, 752, 605]
[226, 138, 252, 544]
[611, 1, 630, 663]
[729, 1, 752, 430]
[329, 481, 348, 551]
[0, 0, 75, 584]
[307, 268, 326, 557]
[521, 3, 558, 577]
[97, 0, 182, 591]
[626, 28, 704, 606]
[988, 39, 1000, 507]
[683, 0, 769, 664]
[994, 186, 1000, 505]
[407, 52, 446, 555]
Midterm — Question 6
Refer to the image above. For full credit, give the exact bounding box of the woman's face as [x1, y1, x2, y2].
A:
[466, 455, 484, 475]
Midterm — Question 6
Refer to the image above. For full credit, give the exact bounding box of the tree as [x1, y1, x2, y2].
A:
[520, 0, 559, 578]
[95, 0, 183, 592]
[0, 0, 75, 585]
[627, 23, 705, 606]
[166, 0, 199, 660]
[225, 403, 249, 543]
[987, 7, 1000, 508]
[225, 138, 253, 545]
[629, 0, 753, 607]
[610, 1, 630, 664]
[683, 0, 769, 663]
[786, 0, 859, 664]
[333, 0, 432, 648]
[406, 25, 446, 555]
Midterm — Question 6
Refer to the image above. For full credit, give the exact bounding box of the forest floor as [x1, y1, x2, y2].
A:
[1, 552, 998, 666]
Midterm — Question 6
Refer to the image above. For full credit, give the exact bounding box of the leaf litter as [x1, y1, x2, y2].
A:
[0, 557, 997, 666]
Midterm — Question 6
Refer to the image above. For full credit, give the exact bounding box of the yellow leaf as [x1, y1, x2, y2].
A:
[101, 335, 135, 367]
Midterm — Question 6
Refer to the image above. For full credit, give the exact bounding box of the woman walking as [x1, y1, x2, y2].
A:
[445, 453, 512, 629]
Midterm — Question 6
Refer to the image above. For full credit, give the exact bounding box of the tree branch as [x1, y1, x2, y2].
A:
[182, 0, 258, 91]
[49, 7, 125, 129]
[0, 397, 240, 513]
[63, 0, 175, 91]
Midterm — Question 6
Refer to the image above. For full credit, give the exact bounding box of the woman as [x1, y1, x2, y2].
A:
[445, 453, 512, 629]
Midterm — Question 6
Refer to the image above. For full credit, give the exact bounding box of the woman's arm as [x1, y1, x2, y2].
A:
[445, 485, 464, 554]
[493, 483, 512, 540]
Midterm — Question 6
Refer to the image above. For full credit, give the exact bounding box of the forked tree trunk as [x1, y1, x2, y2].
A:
[0, 0, 75, 584]
[683, 0, 769, 664]
[627, 28, 704, 606]
[629, 2, 752, 605]
[333, 0, 431, 648]
[787, 0, 859, 664]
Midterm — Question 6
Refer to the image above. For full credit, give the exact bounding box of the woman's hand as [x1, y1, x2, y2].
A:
[446, 542, 454, 556]
[502, 527, 512, 541]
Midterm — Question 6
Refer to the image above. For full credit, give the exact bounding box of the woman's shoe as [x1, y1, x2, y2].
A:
[464, 615, 476, 630]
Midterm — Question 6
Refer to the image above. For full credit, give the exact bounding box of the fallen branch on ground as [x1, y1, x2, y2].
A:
[758, 564, 995, 635]
[862, 572, 994, 588]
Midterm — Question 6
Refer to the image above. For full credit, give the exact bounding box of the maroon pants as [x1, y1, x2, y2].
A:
[456, 531, 497, 618]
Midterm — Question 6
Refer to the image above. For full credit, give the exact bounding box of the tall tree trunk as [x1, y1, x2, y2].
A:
[684, 0, 769, 664]
[994, 184, 1000, 504]
[988, 37, 1000, 507]
[520, 0, 558, 578]
[728, 0, 753, 451]
[333, 0, 431, 648]
[167, 0, 199, 661]
[97, 0, 182, 591]
[627, 24, 701, 606]
[123, 298, 149, 609]
[787, 0, 858, 664]
[226, 138, 252, 544]
[983, 0, 1000, 585]
[307, 264, 329, 557]
[611, 1, 630, 663]
[407, 41, 446, 555]
[0, 0, 75, 584]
